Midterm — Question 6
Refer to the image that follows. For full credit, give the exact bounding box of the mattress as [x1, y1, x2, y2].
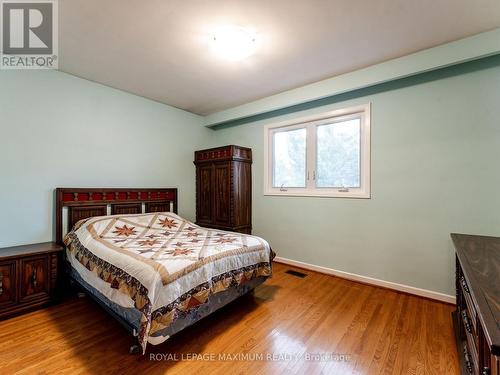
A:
[64, 212, 274, 353]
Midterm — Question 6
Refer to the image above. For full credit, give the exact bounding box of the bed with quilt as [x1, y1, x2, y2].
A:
[63, 212, 275, 354]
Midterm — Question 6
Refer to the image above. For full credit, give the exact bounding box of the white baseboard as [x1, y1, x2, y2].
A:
[273, 256, 456, 304]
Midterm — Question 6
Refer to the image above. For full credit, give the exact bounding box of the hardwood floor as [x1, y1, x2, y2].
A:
[0, 262, 459, 375]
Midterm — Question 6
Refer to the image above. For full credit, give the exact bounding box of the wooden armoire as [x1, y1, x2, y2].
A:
[194, 145, 252, 234]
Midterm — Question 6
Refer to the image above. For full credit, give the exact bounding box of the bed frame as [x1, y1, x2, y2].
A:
[55, 187, 178, 353]
[55, 187, 268, 354]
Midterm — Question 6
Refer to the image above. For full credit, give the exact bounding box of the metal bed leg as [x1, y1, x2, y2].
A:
[129, 339, 142, 355]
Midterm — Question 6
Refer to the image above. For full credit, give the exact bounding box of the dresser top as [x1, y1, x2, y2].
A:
[451, 233, 500, 354]
[0, 242, 64, 260]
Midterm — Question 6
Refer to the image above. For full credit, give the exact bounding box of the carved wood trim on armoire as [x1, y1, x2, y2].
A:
[194, 145, 252, 234]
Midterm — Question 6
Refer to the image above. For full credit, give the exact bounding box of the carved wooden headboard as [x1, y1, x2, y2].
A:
[55, 188, 178, 245]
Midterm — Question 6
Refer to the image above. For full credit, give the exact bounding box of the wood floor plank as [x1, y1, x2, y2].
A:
[0, 263, 459, 374]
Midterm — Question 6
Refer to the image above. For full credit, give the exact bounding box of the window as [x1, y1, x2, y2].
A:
[264, 104, 370, 198]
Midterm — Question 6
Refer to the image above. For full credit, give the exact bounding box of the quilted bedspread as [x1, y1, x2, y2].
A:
[64, 212, 274, 353]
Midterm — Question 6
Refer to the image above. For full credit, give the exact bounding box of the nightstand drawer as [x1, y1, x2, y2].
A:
[0, 261, 17, 308]
[20, 256, 49, 302]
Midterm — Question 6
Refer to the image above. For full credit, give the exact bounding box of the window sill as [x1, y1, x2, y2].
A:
[263, 189, 371, 199]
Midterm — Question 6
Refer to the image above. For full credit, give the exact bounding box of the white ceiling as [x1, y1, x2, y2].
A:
[59, 0, 500, 115]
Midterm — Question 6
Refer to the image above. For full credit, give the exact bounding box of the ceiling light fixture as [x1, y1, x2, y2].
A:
[210, 25, 257, 61]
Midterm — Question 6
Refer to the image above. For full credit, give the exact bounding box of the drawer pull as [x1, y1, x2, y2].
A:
[483, 367, 490, 375]
[463, 345, 473, 374]
[0, 271, 3, 295]
[462, 310, 472, 334]
[31, 270, 37, 288]
[461, 276, 470, 294]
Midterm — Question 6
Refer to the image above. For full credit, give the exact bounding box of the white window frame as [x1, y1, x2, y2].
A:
[264, 103, 371, 198]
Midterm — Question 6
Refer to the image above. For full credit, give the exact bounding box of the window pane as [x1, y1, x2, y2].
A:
[273, 128, 306, 188]
[316, 118, 361, 188]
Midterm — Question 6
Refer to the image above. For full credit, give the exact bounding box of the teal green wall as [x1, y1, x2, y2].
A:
[0, 70, 213, 247]
[210, 58, 500, 297]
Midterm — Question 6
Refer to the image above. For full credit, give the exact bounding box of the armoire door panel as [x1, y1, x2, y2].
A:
[232, 161, 251, 228]
[213, 162, 231, 226]
[196, 164, 213, 224]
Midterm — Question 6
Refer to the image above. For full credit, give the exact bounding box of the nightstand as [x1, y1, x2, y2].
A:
[0, 242, 63, 319]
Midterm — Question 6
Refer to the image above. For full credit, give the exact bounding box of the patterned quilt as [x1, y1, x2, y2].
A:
[64, 212, 274, 353]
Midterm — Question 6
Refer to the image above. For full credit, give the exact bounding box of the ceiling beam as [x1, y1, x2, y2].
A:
[204, 28, 500, 128]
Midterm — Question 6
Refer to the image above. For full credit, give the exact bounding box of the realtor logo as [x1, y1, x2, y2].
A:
[1, 0, 58, 69]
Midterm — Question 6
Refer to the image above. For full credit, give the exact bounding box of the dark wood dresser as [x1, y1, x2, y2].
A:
[452, 233, 500, 375]
[194, 145, 252, 234]
[0, 242, 63, 319]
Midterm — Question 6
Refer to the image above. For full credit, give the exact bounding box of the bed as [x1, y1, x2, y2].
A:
[55, 188, 274, 354]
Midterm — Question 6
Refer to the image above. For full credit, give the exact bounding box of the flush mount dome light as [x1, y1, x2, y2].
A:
[210, 26, 257, 61]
